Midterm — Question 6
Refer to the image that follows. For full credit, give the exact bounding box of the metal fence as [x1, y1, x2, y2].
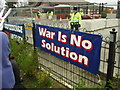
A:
[32, 23, 119, 88]
[37, 32, 120, 88]
[7, 14, 120, 88]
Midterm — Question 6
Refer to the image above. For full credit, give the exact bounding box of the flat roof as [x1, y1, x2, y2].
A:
[54, 4, 72, 7]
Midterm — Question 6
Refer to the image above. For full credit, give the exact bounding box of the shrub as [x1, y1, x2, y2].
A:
[101, 12, 107, 18]
[9, 38, 39, 77]
[9, 38, 53, 88]
[36, 72, 52, 88]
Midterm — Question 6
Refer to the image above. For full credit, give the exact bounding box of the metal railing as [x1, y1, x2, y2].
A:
[7, 16, 120, 88]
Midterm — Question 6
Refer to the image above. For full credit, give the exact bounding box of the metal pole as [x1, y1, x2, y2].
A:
[99, 3, 101, 14]
[32, 20, 36, 52]
[23, 24, 26, 43]
[116, 1, 120, 18]
[93, 4, 94, 14]
[116, 1, 120, 41]
[30, 7, 33, 19]
[106, 29, 117, 88]
[102, 3, 104, 12]
[118, 1, 120, 78]
[86, 4, 88, 14]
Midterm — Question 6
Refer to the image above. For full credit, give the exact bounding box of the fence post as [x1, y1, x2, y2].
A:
[106, 28, 117, 88]
[32, 20, 36, 52]
[116, 1, 120, 18]
[22, 24, 26, 43]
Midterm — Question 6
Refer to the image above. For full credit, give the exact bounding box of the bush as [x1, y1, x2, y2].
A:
[9, 38, 53, 88]
[36, 72, 52, 88]
[101, 12, 107, 18]
[9, 38, 39, 77]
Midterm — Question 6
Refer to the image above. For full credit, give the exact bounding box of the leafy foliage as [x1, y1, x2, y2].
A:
[101, 12, 107, 18]
[9, 38, 53, 88]
[36, 72, 52, 88]
[9, 38, 38, 76]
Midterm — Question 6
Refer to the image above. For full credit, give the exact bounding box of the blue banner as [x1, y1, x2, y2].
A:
[35, 24, 102, 75]
[4, 22, 25, 37]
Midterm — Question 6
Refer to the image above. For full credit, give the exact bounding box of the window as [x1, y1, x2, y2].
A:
[65, 9, 70, 14]
[61, 9, 64, 14]
[55, 9, 60, 14]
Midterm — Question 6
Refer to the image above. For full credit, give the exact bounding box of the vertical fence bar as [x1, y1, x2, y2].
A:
[32, 20, 36, 51]
[23, 24, 26, 43]
[106, 29, 117, 88]
[116, 1, 120, 18]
